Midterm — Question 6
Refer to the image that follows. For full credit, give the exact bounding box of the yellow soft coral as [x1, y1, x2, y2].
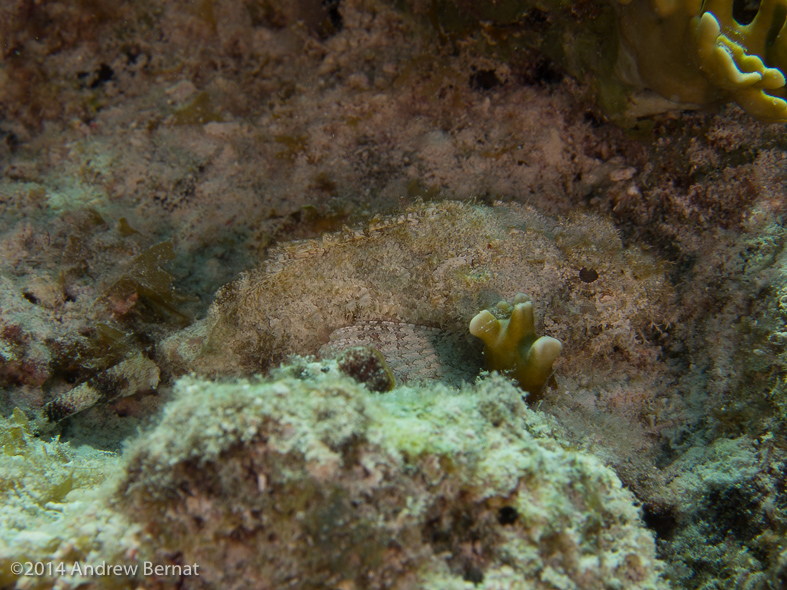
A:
[469, 294, 562, 402]
[616, 0, 787, 121]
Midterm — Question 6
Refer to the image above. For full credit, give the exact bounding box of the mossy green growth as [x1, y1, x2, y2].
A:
[172, 91, 223, 126]
[0, 409, 105, 508]
[0, 409, 138, 589]
[117, 362, 666, 589]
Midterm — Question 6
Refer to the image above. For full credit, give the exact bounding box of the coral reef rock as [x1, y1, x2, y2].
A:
[118, 365, 668, 589]
[653, 435, 787, 588]
[0, 409, 140, 590]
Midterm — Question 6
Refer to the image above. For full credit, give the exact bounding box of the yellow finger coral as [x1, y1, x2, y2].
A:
[469, 294, 562, 402]
[617, 0, 787, 121]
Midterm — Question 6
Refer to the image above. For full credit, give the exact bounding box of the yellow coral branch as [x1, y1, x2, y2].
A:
[617, 0, 787, 121]
[469, 294, 561, 402]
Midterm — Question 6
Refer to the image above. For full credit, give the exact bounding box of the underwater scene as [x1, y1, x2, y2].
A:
[1, 0, 787, 588]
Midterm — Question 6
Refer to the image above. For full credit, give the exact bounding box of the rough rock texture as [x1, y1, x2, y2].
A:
[0, 410, 143, 590]
[2, 0, 787, 587]
[652, 436, 787, 588]
[118, 367, 668, 590]
[0, 0, 628, 427]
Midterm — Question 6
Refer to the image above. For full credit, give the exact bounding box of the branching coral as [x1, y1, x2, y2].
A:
[469, 294, 562, 401]
[617, 0, 787, 121]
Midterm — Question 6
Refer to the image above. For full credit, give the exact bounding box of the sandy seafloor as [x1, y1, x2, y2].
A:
[1, 0, 787, 588]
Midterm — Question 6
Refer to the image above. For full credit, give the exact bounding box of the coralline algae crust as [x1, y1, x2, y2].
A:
[0, 410, 142, 590]
[117, 366, 668, 589]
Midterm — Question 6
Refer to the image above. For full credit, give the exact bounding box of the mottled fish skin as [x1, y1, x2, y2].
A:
[321, 321, 481, 387]
[38, 353, 160, 429]
[189, 200, 673, 398]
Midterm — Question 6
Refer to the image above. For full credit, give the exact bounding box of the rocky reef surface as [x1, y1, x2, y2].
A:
[120, 369, 667, 589]
[1, 368, 669, 589]
[2, 0, 787, 588]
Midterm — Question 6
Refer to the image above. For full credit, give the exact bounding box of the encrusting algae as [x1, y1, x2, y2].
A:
[0, 355, 671, 588]
[3, 0, 787, 587]
[116, 365, 668, 590]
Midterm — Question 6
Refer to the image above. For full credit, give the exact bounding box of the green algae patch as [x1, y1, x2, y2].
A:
[0, 410, 142, 589]
[116, 364, 668, 589]
[0, 359, 669, 588]
[172, 91, 223, 126]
